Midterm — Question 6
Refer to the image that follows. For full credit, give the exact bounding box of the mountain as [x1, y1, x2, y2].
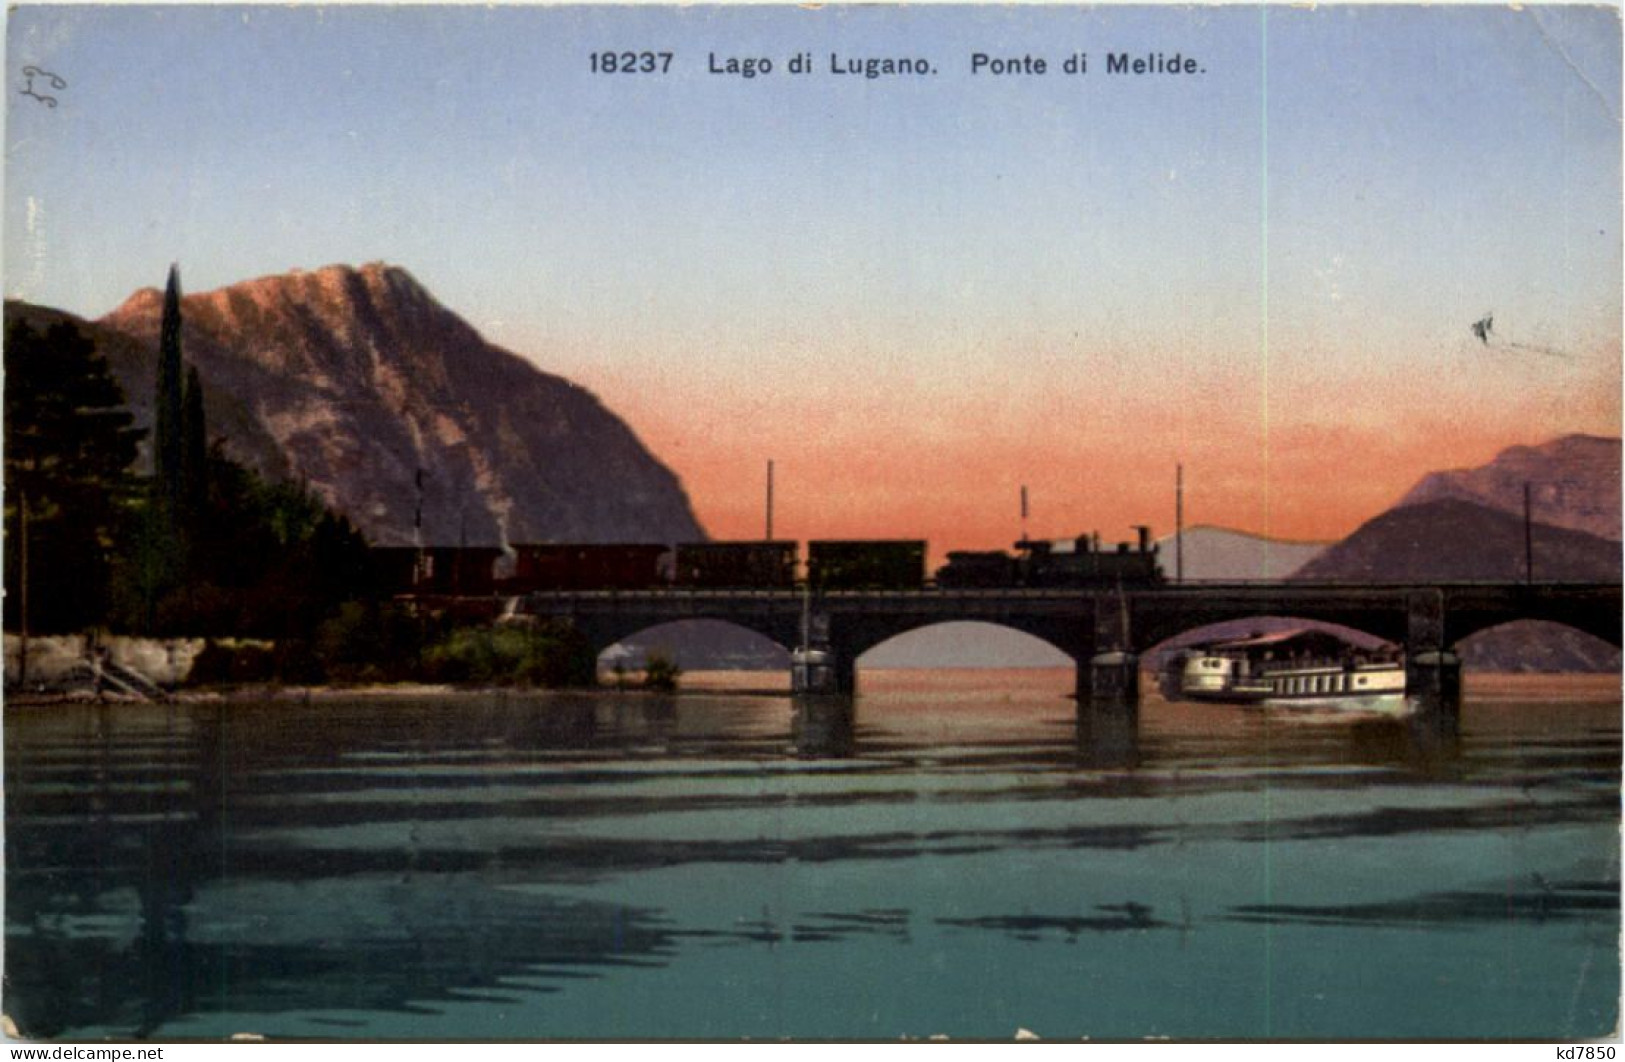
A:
[1155, 526, 1329, 581]
[90, 263, 703, 547]
[1291, 498, 1620, 583]
[1292, 497, 1620, 672]
[1397, 435, 1620, 541]
[5, 300, 290, 480]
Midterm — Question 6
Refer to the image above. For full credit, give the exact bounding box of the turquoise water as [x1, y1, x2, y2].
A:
[4, 671, 1618, 1041]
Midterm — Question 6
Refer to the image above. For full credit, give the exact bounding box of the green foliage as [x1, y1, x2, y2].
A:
[315, 601, 435, 684]
[120, 447, 375, 637]
[421, 621, 595, 687]
[4, 316, 145, 633]
[641, 650, 682, 691]
[180, 364, 207, 517]
[187, 639, 278, 686]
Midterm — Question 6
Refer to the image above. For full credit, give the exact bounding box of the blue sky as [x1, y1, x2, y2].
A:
[5, 5, 1620, 546]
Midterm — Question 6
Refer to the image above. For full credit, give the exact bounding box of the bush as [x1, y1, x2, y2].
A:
[186, 639, 278, 686]
[421, 621, 594, 688]
[642, 650, 681, 692]
[315, 601, 430, 682]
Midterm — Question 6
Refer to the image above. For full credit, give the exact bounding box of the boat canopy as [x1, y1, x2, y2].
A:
[1201, 629, 1392, 656]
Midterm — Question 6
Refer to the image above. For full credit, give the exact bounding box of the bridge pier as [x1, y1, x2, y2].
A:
[1075, 700, 1140, 768]
[1082, 650, 1141, 710]
[1406, 650, 1462, 719]
[1405, 590, 1462, 721]
[791, 696, 856, 758]
[793, 650, 856, 696]
[791, 608, 858, 696]
[1074, 649, 1141, 765]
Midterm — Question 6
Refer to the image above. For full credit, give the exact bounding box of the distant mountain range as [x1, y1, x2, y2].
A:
[1397, 434, 1619, 541]
[1291, 497, 1620, 583]
[10, 262, 704, 547]
[1155, 525, 1329, 582]
[1293, 439, 1620, 672]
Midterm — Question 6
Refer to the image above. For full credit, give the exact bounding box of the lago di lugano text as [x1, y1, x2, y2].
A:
[588, 50, 1206, 79]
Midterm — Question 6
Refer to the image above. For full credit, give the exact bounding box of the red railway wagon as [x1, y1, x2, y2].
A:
[507, 543, 670, 592]
[369, 546, 504, 596]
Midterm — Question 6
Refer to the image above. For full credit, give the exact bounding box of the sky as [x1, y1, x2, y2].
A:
[5, 4, 1621, 556]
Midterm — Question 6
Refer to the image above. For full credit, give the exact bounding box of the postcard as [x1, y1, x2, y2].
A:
[3, 2, 1620, 1044]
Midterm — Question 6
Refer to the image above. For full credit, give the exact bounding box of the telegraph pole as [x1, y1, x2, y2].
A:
[766, 459, 775, 541]
[1176, 464, 1185, 584]
[1524, 481, 1534, 584]
[17, 488, 28, 688]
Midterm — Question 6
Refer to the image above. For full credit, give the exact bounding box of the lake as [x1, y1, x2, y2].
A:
[4, 671, 1618, 1041]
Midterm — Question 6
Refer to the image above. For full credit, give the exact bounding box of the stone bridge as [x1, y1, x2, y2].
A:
[520, 582, 1622, 708]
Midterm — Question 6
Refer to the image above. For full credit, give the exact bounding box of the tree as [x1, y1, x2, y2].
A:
[133, 444, 374, 638]
[180, 364, 207, 519]
[154, 263, 185, 514]
[124, 265, 210, 630]
[4, 316, 145, 636]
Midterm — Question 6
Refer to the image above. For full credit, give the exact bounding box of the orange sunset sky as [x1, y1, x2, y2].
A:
[8, 5, 1620, 560]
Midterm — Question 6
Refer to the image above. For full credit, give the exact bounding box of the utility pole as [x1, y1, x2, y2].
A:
[766, 459, 775, 541]
[414, 468, 426, 589]
[1524, 481, 1534, 585]
[1176, 464, 1185, 584]
[17, 487, 28, 689]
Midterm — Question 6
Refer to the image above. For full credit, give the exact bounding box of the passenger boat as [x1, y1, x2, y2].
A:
[1163, 629, 1407, 713]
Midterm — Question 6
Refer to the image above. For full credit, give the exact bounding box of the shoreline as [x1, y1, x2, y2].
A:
[4, 668, 1617, 709]
[1, 675, 796, 708]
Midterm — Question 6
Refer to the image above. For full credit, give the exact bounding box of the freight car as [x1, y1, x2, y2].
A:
[507, 543, 670, 592]
[370, 546, 504, 596]
[934, 550, 1018, 588]
[673, 541, 798, 588]
[807, 540, 927, 590]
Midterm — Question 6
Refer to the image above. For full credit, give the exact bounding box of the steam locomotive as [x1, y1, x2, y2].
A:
[372, 529, 1162, 596]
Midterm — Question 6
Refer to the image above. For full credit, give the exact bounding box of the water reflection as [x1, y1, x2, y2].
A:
[1074, 702, 1140, 769]
[790, 696, 855, 759]
[5, 673, 1619, 1040]
[1228, 878, 1619, 929]
[939, 902, 1170, 940]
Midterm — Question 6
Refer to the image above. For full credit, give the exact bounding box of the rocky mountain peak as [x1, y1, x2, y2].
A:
[1397, 433, 1620, 541]
[91, 263, 705, 548]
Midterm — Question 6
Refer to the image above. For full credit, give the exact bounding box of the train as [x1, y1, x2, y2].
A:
[372, 530, 1163, 596]
[937, 527, 1164, 589]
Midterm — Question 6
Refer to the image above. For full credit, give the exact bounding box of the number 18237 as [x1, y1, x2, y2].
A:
[590, 51, 675, 74]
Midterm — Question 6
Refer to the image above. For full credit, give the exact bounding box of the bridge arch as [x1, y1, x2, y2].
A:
[1452, 618, 1623, 670]
[1142, 615, 1397, 661]
[595, 618, 794, 673]
[1444, 601, 1623, 649]
[564, 613, 801, 664]
[1131, 597, 1411, 651]
[833, 613, 1085, 665]
[857, 620, 1076, 669]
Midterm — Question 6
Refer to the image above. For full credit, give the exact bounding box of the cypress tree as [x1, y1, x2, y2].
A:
[154, 263, 185, 513]
[181, 364, 207, 518]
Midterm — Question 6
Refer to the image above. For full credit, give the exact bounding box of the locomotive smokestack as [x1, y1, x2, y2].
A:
[1135, 525, 1150, 553]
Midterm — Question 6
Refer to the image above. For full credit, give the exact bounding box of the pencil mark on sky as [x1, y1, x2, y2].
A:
[18, 66, 65, 108]
[1527, 9, 1620, 123]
